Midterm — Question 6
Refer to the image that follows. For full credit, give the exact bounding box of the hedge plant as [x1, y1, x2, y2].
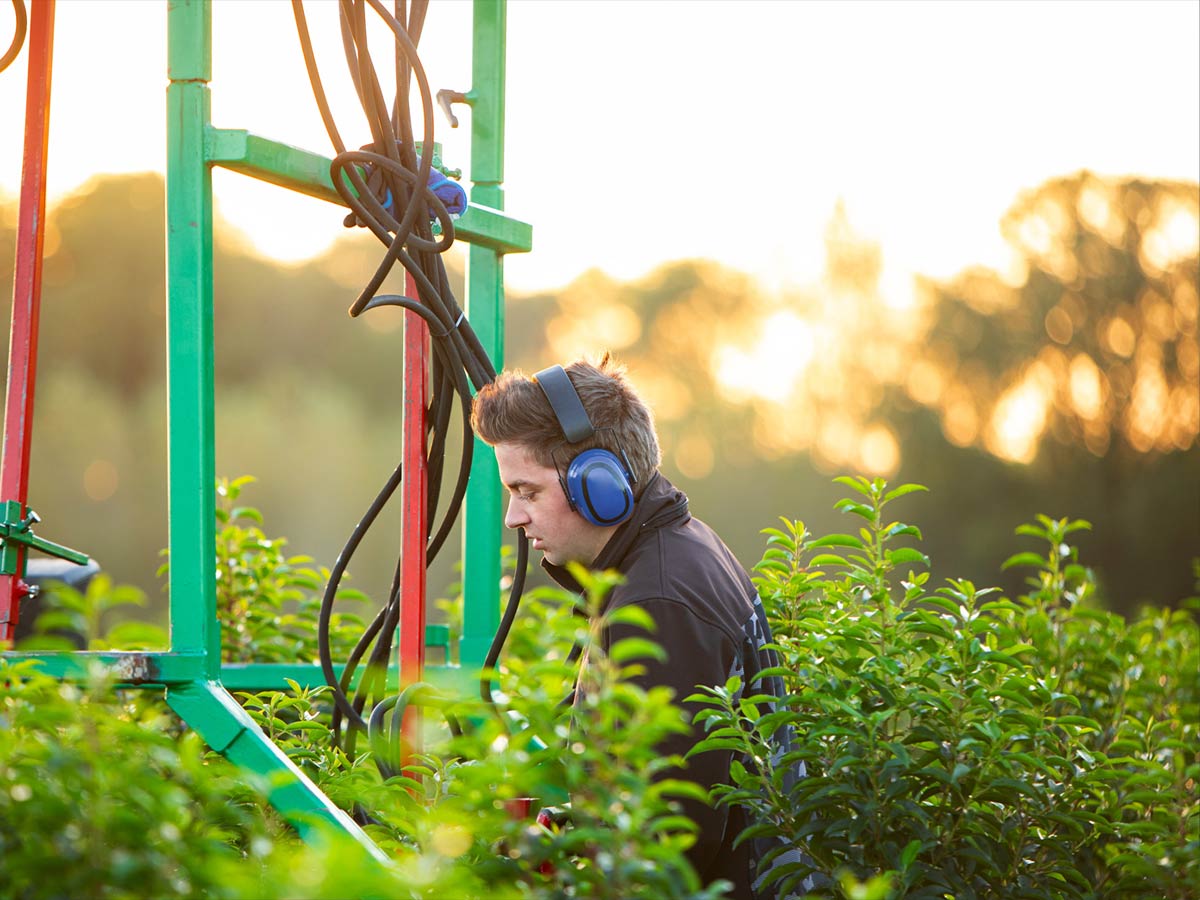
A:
[3, 474, 1196, 899]
[691, 475, 1198, 899]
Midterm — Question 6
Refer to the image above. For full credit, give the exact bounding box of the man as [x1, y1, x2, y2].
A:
[470, 355, 819, 900]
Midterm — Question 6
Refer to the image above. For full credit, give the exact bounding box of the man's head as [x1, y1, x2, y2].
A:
[471, 355, 661, 566]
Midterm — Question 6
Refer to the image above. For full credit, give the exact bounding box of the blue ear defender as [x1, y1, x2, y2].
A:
[565, 448, 635, 527]
[533, 365, 637, 527]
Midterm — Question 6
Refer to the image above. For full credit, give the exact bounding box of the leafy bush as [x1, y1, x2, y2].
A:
[15, 572, 168, 651]
[6, 473, 1196, 899]
[233, 568, 724, 899]
[0, 660, 275, 899]
[2, 560, 719, 897]
[691, 475, 1199, 899]
[157, 475, 370, 663]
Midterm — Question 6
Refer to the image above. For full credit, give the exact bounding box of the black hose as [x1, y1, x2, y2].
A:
[292, 1, 524, 777]
[1, 0, 26, 74]
[481, 529, 529, 714]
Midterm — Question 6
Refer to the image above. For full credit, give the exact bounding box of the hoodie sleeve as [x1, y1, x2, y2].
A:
[602, 596, 739, 877]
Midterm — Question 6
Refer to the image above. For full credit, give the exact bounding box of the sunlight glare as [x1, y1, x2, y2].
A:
[1126, 359, 1169, 452]
[83, 459, 119, 502]
[987, 366, 1052, 463]
[714, 311, 815, 404]
[858, 424, 899, 476]
[1068, 353, 1104, 421]
[878, 262, 918, 312]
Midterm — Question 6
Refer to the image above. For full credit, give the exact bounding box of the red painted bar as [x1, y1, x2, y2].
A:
[1, 0, 56, 641]
[399, 271, 428, 757]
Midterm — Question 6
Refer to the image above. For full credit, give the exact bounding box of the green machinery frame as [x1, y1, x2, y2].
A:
[8, 0, 530, 859]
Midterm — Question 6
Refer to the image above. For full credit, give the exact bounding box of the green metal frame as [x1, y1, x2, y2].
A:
[7, 0, 526, 860]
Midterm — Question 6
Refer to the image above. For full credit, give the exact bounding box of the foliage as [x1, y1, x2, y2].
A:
[6, 172, 1196, 627]
[691, 475, 1199, 899]
[15, 572, 167, 651]
[4, 472, 1198, 898]
[3, 519, 721, 898]
[156, 475, 369, 663]
[232, 569, 724, 899]
[0, 660, 274, 899]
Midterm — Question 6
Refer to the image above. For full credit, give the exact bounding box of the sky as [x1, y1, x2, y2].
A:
[1, 0, 1198, 298]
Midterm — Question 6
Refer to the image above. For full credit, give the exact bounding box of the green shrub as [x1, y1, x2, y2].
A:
[691, 475, 1199, 899]
[8, 472, 1195, 899]
[234, 567, 724, 899]
[175, 475, 369, 663]
[0, 660, 274, 899]
[15, 573, 168, 651]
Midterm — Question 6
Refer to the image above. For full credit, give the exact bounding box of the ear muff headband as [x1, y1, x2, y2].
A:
[533, 365, 594, 443]
[533, 365, 636, 527]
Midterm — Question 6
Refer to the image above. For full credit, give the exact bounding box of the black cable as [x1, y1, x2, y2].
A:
[1, 0, 26, 74]
[481, 529, 529, 714]
[292, 1, 524, 781]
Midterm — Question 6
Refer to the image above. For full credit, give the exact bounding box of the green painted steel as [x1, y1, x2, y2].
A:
[205, 128, 532, 253]
[460, 0, 511, 671]
[166, 4, 219, 678]
[165, 680, 390, 864]
[220, 624, 451, 691]
[163, 0, 381, 860]
[0, 499, 90, 575]
[9, 651, 207, 684]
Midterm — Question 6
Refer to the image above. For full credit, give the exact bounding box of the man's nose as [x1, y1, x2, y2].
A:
[504, 496, 529, 530]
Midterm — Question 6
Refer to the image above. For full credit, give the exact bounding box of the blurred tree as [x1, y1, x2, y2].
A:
[915, 172, 1198, 461]
[909, 173, 1199, 611]
[0, 174, 466, 622]
[2, 170, 1195, 627]
[503, 175, 1198, 616]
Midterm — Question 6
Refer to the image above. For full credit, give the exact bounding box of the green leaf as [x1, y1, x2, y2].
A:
[809, 534, 866, 550]
[883, 484, 929, 502]
[609, 638, 667, 667]
[1001, 551, 1046, 570]
[834, 500, 876, 521]
[605, 604, 657, 633]
[229, 505, 263, 524]
[887, 548, 930, 567]
[104, 621, 169, 650]
[833, 475, 871, 494]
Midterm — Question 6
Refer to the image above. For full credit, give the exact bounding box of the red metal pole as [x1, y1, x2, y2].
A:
[0, 0, 55, 642]
[399, 272, 428, 755]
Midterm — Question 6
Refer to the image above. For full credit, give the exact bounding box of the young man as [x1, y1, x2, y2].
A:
[470, 355, 820, 900]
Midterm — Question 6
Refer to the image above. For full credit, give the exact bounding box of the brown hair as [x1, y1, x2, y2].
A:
[471, 354, 661, 490]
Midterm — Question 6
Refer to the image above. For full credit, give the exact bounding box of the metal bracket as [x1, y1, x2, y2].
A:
[436, 88, 473, 128]
[0, 499, 90, 576]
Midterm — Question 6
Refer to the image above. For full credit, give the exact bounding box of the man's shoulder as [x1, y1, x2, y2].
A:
[610, 516, 757, 640]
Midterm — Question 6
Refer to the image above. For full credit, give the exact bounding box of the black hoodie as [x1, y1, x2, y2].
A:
[543, 473, 821, 899]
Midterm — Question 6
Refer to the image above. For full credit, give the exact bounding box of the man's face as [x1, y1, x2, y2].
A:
[494, 442, 615, 567]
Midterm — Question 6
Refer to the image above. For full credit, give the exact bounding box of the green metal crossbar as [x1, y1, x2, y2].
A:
[206, 129, 531, 254]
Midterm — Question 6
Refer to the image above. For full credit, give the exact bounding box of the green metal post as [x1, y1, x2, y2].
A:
[165, 0, 218, 676]
[162, 0, 386, 862]
[165, 681, 388, 863]
[460, 0, 508, 670]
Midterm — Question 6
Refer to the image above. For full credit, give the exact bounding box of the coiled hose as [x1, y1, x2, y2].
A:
[290, 0, 527, 779]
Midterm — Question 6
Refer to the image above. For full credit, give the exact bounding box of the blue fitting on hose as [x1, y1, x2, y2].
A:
[380, 169, 467, 221]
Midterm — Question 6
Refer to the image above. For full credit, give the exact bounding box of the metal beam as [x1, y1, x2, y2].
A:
[460, 0, 510, 670]
[205, 127, 532, 253]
